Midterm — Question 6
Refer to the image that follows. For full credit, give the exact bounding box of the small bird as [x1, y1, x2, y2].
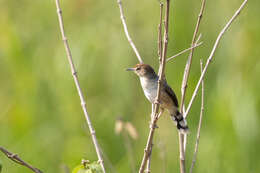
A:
[127, 63, 189, 133]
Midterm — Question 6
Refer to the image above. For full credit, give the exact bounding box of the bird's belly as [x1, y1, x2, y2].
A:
[143, 88, 157, 103]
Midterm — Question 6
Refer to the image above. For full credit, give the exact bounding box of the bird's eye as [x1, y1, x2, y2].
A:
[136, 67, 141, 71]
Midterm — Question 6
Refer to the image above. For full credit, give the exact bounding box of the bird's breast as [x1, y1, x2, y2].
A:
[140, 77, 158, 103]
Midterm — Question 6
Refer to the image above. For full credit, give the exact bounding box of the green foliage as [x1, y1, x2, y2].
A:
[72, 161, 103, 173]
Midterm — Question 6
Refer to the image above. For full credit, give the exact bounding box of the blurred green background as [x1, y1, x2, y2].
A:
[0, 0, 259, 172]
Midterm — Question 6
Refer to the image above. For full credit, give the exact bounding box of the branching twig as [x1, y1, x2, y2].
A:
[139, 1, 170, 172]
[166, 42, 203, 62]
[180, 0, 206, 113]
[189, 60, 204, 173]
[117, 0, 143, 63]
[0, 146, 43, 173]
[184, 0, 248, 118]
[178, 1, 206, 173]
[181, 2, 248, 171]
[54, 1, 106, 172]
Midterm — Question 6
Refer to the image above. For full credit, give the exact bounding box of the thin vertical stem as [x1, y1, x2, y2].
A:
[180, 0, 206, 113]
[178, 2, 206, 172]
[145, 3, 164, 172]
[189, 60, 204, 173]
[145, 144, 153, 173]
[139, 1, 170, 172]
[158, 2, 164, 63]
[54, 1, 106, 172]
[178, 133, 186, 173]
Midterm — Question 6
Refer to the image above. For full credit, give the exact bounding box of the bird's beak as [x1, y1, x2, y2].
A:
[126, 68, 136, 71]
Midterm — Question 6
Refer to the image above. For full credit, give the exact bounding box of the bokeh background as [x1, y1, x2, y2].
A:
[0, 0, 259, 172]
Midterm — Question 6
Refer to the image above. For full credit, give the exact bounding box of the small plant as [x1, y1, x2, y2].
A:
[72, 160, 103, 173]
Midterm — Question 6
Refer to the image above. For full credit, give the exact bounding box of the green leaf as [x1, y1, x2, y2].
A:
[72, 160, 103, 173]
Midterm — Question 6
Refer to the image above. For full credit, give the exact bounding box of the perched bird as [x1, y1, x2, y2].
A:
[127, 63, 189, 133]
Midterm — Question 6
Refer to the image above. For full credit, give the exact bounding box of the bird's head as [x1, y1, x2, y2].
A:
[126, 64, 157, 78]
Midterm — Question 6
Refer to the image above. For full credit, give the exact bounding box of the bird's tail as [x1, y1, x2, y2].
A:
[171, 111, 189, 134]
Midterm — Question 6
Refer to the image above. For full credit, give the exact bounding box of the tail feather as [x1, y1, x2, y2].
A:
[171, 111, 189, 134]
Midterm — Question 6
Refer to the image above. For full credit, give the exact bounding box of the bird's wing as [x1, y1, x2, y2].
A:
[164, 82, 179, 107]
